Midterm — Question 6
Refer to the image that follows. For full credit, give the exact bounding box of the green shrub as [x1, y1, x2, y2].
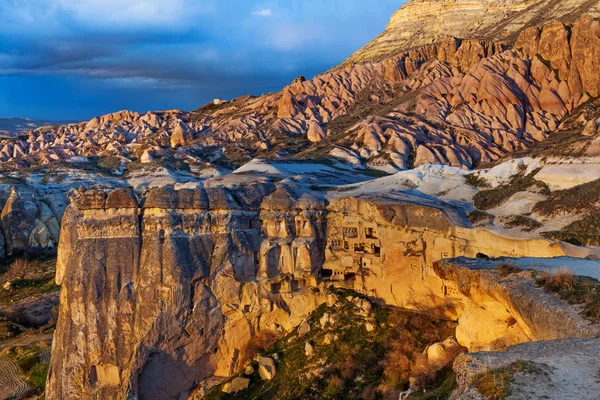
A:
[465, 174, 491, 188]
[504, 215, 542, 232]
[468, 210, 494, 224]
[474, 169, 549, 210]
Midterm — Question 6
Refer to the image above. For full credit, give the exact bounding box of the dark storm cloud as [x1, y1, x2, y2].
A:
[0, 0, 404, 119]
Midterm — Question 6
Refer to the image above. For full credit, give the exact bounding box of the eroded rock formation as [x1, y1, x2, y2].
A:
[0, 185, 63, 257]
[47, 185, 592, 399]
[1, 16, 599, 173]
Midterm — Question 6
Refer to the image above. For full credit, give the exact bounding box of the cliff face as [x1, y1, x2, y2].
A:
[47, 186, 330, 399]
[47, 185, 592, 399]
[346, 0, 600, 64]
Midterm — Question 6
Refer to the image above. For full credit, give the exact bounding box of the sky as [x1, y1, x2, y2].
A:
[0, 0, 403, 121]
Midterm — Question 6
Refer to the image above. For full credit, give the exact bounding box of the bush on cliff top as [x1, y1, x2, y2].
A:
[473, 169, 549, 211]
[536, 268, 600, 323]
[542, 212, 600, 246]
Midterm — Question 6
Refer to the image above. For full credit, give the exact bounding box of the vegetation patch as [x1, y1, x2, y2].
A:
[497, 263, 523, 277]
[542, 212, 600, 246]
[5, 342, 51, 394]
[0, 256, 57, 304]
[465, 174, 491, 188]
[468, 210, 494, 225]
[473, 169, 550, 210]
[407, 368, 456, 399]
[475, 360, 546, 399]
[533, 179, 600, 217]
[535, 268, 600, 323]
[0, 321, 25, 341]
[204, 289, 457, 400]
[361, 168, 391, 178]
[503, 215, 543, 232]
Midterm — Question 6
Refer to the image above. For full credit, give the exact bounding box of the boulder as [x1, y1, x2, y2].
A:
[319, 313, 330, 329]
[305, 342, 314, 357]
[365, 320, 377, 332]
[222, 377, 250, 393]
[297, 320, 311, 337]
[322, 333, 334, 345]
[426, 336, 464, 369]
[258, 356, 277, 380]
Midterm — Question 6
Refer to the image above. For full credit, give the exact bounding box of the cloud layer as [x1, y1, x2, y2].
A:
[0, 0, 402, 119]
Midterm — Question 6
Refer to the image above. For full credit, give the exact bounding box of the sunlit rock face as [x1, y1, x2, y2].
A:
[47, 186, 330, 399]
[46, 185, 580, 399]
[345, 0, 600, 64]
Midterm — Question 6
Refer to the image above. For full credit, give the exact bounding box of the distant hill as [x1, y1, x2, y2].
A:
[0, 117, 74, 137]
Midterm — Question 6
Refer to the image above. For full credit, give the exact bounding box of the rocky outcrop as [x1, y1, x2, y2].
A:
[0, 185, 63, 256]
[0, 291, 59, 328]
[47, 185, 329, 399]
[516, 16, 600, 99]
[345, 0, 600, 65]
[434, 258, 600, 350]
[47, 185, 584, 399]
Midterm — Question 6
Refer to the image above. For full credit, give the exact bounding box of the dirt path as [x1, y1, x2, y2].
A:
[0, 331, 53, 399]
[0, 357, 31, 399]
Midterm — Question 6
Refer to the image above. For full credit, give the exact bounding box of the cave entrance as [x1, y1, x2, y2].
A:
[320, 269, 333, 279]
[344, 272, 356, 281]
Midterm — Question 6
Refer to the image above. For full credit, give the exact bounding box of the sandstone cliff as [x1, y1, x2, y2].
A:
[14, 4, 600, 400]
[46, 185, 597, 399]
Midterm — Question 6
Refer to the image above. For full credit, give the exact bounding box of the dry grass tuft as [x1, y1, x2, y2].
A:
[8, 258, 33, 280]
[537, 267, 575, 294]
[497, 263, 522, 277]
[378, 309, 456, 394]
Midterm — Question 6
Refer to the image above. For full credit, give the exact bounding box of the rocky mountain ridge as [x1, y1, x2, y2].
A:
[0, 118, 72, 138]
[0, 15, 598, 174]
